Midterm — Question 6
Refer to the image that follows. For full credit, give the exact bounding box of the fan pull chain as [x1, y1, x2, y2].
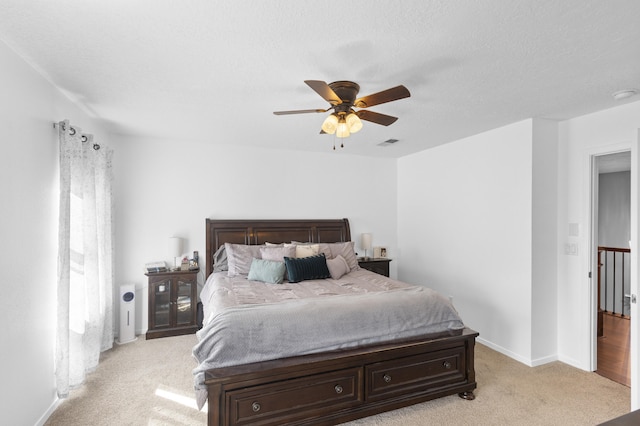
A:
[331, 134, 345, 151]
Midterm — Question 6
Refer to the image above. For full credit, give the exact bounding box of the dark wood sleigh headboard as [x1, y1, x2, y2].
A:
[205, 218, 351, 278]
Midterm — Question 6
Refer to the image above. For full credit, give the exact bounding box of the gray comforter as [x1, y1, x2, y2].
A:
[192, 269, 465, 409]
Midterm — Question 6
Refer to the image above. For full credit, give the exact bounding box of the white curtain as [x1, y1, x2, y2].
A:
[56, 119, 114, 398]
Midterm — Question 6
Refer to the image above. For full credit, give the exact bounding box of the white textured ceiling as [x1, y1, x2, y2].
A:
[1, 0, 640, 157]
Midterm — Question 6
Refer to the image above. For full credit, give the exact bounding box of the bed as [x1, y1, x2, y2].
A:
[194, 218, 477, 425]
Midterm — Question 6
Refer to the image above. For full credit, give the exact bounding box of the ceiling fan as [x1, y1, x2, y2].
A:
[274, 80, 410, 138]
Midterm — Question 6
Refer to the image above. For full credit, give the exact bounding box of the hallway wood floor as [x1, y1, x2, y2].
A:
[597, 312, 630, 387]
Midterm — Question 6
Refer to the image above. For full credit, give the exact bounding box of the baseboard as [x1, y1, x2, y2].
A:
[530, 353, 559, 367]
[477, 337, 559, 367]
[114, 330, 144, 340]
[477, 337, 530, 365]
[557, 354, 587, 371]
[35, 396, 61, 426]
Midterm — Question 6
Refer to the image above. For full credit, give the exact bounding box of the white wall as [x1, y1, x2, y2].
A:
[397, 120, 536, 363]
[531, 119, 559, 363]
[557, 100, 640, 369]
[0, 40, 109, 425]
[112, 136, 398, 333]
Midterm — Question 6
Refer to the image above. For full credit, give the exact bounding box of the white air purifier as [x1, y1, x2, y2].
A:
[117, 284, 137, 344]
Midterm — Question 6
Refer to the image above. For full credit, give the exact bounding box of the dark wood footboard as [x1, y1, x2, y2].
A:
[205, 328, 478, 426]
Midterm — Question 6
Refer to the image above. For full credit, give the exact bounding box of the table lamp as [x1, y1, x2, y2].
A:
[168, 237, 183, 270]
[361, 233, 372, 260]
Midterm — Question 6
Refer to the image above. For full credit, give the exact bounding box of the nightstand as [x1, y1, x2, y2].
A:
[358, 258, 391, 277]
[146, 269, 199, 339]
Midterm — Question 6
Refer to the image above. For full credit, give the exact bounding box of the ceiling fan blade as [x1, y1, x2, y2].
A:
[354, 85, 410, 108]
[356, 110, 399, 126]
[273, 108, 328, 115]
[305, 80, 343, 105]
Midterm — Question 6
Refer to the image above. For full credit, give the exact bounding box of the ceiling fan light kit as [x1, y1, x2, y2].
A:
[321, 111, 363, 137]
[274, 80, 410, 147]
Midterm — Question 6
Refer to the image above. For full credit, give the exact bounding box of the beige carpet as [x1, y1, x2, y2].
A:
[45, 334, 630, 426]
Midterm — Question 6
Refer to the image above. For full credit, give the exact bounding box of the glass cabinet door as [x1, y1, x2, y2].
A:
[176, 279, 193, 325]
[153, 278, 172, 328]
[146, 270, 198, 339]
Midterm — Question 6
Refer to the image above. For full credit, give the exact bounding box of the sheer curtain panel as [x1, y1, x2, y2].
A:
[56, 119, 114, 398]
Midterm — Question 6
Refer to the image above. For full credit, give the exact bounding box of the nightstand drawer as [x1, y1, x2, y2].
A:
[227, 367, 363, 425]
[358, 258, 391, 277]
[365, 346, 466, 401]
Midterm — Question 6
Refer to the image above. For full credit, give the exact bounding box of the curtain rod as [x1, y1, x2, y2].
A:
[53, 121, 101, 150]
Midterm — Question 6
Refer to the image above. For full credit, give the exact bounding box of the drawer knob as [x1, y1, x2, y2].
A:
[383, 374, 392, 383]
[443, 361, 452, 369]
[252, 402, 261, 412]
[334, 384, 343, 394]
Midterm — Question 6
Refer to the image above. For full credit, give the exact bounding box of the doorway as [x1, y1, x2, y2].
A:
[592, 151, 631, 386]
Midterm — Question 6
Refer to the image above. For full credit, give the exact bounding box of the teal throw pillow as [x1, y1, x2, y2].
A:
[247, 258, 286, 284]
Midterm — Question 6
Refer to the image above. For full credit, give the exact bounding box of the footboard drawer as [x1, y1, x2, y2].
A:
[365, 346, 466, 401]
[227, 367, 363, 425]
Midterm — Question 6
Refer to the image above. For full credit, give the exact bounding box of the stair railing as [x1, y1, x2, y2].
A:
[598, 246, 631, 318]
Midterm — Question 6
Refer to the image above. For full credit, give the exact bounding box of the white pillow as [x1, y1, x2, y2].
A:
[326, 255, 350, 280]
[285, 243, 320, 258]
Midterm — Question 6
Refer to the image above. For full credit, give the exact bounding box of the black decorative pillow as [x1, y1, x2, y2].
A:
[284, 253, 331, 283]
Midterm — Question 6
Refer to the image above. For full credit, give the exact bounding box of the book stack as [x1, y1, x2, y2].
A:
[145, 261, 167, 273]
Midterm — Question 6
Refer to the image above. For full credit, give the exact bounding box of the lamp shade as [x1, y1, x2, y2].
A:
[336, 117, 350, 138]
[168, 237, 183, 257]
[346, 112, 363, 133]
[321, 114, 339, 134]
[361, 233, 372, 250]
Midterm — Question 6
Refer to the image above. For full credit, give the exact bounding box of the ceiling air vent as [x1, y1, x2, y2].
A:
[378, 138, 399, 146]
